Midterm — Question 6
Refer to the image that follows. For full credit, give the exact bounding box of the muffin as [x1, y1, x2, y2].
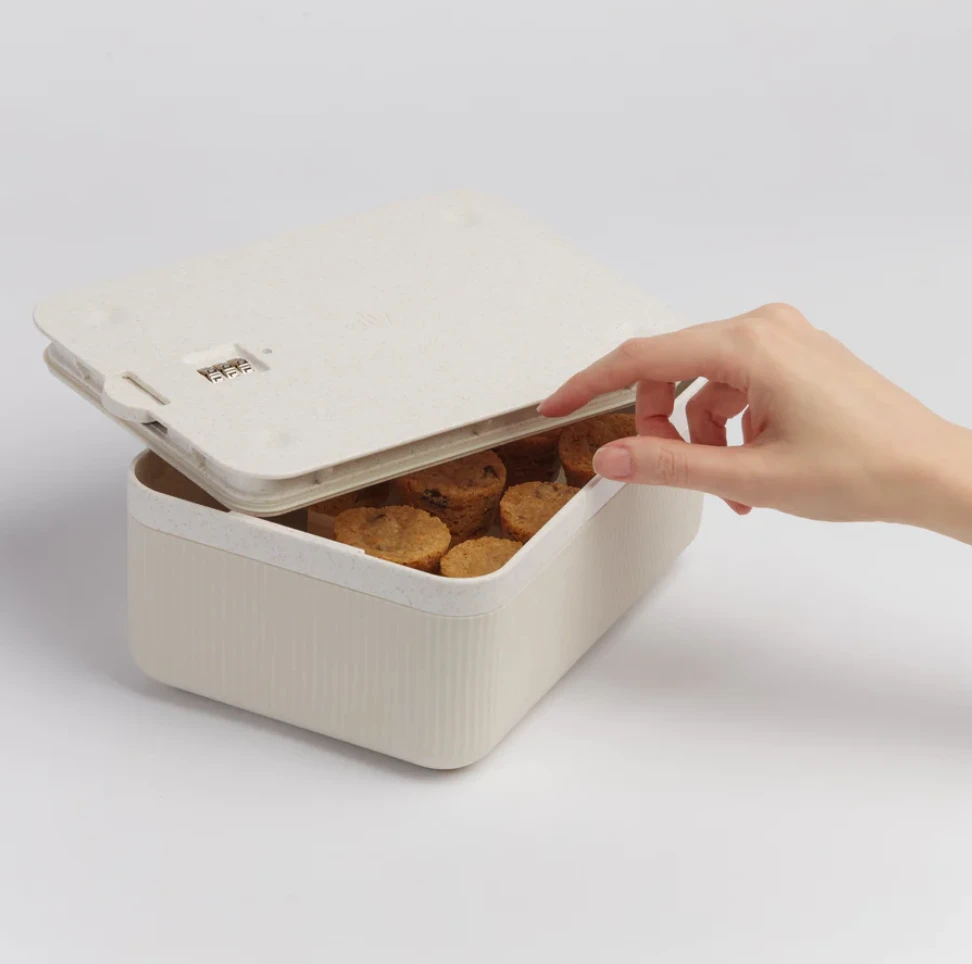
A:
[308, 482, 389, 520]
[497, 429, 562, 486]
[307, 482, 389, 539]
[440, 537, 523, 578]
[499, 481, 579, 542]
[333, 505, 451, 572]
[394, 450, 507, 542]
[558, 413, 637, 487]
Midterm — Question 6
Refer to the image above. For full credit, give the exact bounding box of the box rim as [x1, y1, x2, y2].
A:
[128, 450, 628, 617]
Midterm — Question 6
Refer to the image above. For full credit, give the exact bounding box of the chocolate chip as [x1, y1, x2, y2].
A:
[422, 488, 449, 508]
[483, 465, 498, 478]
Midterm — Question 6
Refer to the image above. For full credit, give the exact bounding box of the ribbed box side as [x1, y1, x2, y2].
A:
[129, 522, 505, 768]
[490, 483, 702, 735]
[128, 484, 701, 768]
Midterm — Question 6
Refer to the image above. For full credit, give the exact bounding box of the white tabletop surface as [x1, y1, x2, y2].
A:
[3, 2, 972, 961]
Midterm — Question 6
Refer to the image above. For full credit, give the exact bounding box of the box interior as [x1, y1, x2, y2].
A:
[133, 450, 568, 576]
[134, 453, 309, 531]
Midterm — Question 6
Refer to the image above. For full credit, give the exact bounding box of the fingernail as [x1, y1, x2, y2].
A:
[536, 399, 550, 415]
[593, 445, 632, 480]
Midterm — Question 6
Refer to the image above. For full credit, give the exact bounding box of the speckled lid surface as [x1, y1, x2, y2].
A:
[35, 191, 688, 515]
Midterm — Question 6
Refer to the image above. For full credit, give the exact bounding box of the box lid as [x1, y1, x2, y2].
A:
[35, 191, 690, 515]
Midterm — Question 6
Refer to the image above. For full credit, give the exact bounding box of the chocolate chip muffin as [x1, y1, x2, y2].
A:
[440, 536, 522, 578]
[499, 481, 579, 542]
[332, 505, 451, 572]
[558, 413, 637, 487]
[497, 429, 562, 487]
[393, 450, 507, 542]
[307, 482, 390, 539]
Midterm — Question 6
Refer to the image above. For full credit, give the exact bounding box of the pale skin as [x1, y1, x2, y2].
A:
[538, 303, 972, 545]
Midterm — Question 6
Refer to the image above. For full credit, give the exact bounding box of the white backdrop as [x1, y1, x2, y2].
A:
[3, 2, 972, 961]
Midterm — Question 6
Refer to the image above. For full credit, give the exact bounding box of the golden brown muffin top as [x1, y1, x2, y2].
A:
[334, 505, 450, 567]
[396, 450, 506, 503]
[500, 482, 579, 536]
[440, 537, 523, 578]
[558, 414, 636, 474]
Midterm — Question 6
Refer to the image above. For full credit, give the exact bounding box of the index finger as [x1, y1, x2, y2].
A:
[538, 320, 743, 418]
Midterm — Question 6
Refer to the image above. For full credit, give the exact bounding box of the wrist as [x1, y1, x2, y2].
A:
[895, 419, 972, 544]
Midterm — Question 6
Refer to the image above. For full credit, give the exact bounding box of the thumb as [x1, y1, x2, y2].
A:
[592, 436, 770, 506]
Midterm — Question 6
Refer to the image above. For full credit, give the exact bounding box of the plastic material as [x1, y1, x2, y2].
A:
[39, 191, 705, 767]
[129, 452, 703, 769]
[37, 191, 690, 515]
[135, 452, 634, 617]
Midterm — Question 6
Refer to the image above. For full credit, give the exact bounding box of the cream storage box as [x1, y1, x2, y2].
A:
[36, 191, 703, 768]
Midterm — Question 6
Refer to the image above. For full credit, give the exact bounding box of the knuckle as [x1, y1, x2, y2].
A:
[760, 302, 809, 327]
[728, 316, 762, 351]
[685, 392, 704, 417]
[618, 337, 646, 361]
[653, 445, 690, 487]
[729, 307, 806, 360]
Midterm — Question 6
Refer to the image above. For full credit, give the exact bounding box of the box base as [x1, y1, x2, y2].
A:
[129, 482, 702, 768]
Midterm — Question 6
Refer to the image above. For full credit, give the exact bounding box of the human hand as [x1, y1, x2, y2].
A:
[539, 303, 972, 541]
